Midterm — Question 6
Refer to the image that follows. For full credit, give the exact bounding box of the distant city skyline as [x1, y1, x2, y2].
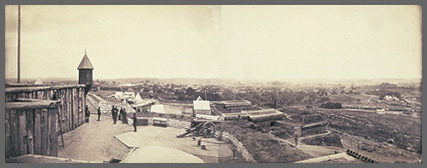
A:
[5, 5, 422, 80]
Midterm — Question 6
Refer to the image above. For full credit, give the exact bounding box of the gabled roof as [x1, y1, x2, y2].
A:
[77, 52, 94, 70]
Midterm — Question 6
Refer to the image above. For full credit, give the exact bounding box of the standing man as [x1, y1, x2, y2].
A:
[119, 107, 123, 121]
[85, 105, 90, 122]
[97, 107, 101, 121]
[113, 106, 118, 124]
[133, 113, 137, 132]
[122, 108, 128, 124]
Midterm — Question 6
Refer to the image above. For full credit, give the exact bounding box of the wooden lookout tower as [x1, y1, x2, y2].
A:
[77, 50, 94, 95]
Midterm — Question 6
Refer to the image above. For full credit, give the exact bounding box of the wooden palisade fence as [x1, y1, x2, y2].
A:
[5, 99, 59, 158]
[5, 84, 87, 158]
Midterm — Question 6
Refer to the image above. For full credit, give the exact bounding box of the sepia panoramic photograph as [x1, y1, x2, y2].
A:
[4, 5, 422, 163]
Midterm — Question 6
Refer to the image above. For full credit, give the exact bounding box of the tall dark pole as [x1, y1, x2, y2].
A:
[17, 5, 21, 83]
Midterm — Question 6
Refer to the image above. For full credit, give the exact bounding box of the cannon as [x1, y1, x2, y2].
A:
[177, 119, 221, 138]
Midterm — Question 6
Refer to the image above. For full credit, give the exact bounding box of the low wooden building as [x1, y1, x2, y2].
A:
[300, 121, 329, 136]
[220, 100, 252, 112]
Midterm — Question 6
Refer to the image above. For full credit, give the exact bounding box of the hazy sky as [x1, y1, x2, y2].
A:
[5, 5, 422, 80]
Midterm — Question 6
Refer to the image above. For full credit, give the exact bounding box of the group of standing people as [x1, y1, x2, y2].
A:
[87, 105, 138, 132]
[111, 106, 128, 124]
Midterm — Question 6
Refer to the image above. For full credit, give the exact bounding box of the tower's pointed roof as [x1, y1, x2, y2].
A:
[77, 51, 94, 70]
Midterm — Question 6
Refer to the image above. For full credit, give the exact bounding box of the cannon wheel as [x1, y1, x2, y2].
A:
[201, 121, 216, 138]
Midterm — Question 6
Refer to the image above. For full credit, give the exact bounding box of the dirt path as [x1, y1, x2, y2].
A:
[57, 115, 132, 162]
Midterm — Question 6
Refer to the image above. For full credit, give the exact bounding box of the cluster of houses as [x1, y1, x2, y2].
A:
[110, 90, 285, 125]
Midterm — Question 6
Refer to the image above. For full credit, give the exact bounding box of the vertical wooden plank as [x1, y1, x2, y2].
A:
[65, 89, 69, 132]
[47, 90, 51, 100]
[79, 88, 83, 125]
[18, 109, 27, 155]
[46, 108, 51, 156]
[74, 88, 78, 128]
[34, 109, 42, 155]
[5, 110, 10, 158]
[10, 110, 19, 157]
[43, 90, 47, 100]
[71, 88, 75, 130]
[83, 88, 86, 125]
[49, 108, 58, 157]
[76, 89, 80, 126]
[26, 109, 34, 154]
[65, 89, 69, 131]
[68, 89, 72, 130]
[61, 89, 66, 132]
[41, 109, 48, 155]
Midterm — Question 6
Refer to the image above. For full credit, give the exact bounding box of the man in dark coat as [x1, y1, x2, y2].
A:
[119, 107, 123, 120]
[133, 113, 137, 132]
[122, 108, 128, 124]
[97, 107, 101, 121]
[113, 106, 118, 124]
[85, 105, 90, 122]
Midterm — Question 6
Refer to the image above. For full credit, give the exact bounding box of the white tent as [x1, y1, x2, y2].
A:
[151, 104, 166, 114]
[193, 96, 210, 111]
[34, 78, 43, 85]
[134, 92, 143, 103]
[115, 92, 124, 100]
[193, 96, 211, 115]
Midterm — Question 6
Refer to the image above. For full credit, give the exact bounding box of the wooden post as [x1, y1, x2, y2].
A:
[71, 88, 74, 130]
[26, 109, 34, 154]
[82, 88, 86, 124]
[41, 109, 48, 155]
[5, 110, 10, 158]
[10, 110, 19, 157]
[63, 89, 68, 132]
[60, 89, 65, 132]
[43, 90, 47, 100]
[46, 108, 51, 156]
[74, 88, 78, 128]
[49, 107, 58, 156]
[77, 89, 80, 126]
[34, 109, 42, 155]
[18, 109, 27, 155]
